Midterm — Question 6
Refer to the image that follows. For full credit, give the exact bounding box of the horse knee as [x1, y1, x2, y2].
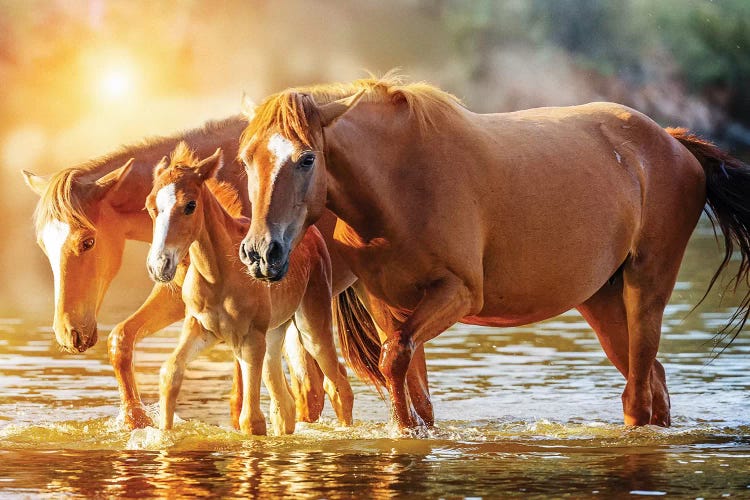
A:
[379, 334, 414, 382]
[108, 324, 134, 369]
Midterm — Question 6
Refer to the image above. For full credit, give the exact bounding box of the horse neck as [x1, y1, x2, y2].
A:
[97, 117, 249, 242]
[188, 187, 246, 285]
[323, 105, 412, 240]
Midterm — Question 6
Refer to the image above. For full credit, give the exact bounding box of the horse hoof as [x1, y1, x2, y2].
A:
[124, 406, 154, 430]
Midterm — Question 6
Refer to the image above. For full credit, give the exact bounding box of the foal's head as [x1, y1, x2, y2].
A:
[145, 143, 223, 283]
[238, 89, 364, 281]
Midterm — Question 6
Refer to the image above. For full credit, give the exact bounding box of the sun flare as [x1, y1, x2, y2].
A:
[95, 61, 139, 103]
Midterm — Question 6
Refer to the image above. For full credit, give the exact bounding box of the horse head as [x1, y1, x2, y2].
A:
[238, 89, 364, 281]
[145, 143, 223, 283]
[23, 160, 135, 352]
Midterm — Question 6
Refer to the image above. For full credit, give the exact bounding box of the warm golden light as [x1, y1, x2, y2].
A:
[100, 68, 132, 99]
[92, 54, 140, 104]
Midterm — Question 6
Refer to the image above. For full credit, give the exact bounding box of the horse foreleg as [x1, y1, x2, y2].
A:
[237, 328, 267, 435]
[406, 345, 434, 426]
[577, 278, 670, 426]
[263, 324, 297, 435]
[159, 317, 215, 429]
[380, 274, 474, 430]
[108, 282, 185, 429]
[283, 323, 325, 423]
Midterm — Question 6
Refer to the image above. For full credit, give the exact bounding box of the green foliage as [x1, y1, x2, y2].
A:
[656, 0, 750, 118]
[437, 0, 750, 122]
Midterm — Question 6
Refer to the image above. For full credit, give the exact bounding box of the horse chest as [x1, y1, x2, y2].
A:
[183, 272, 246, 342]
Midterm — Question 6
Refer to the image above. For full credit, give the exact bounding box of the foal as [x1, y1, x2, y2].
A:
[145, 143, 352, 435]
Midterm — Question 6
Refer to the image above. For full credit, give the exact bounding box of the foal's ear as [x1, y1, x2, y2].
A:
[317, 88, 366, 127]
[22, 170, 49, 196]
[196, 148, 223, 180]
[154, 156, 169, 179]
[94, 158, 136, 199]
[241, 92, 256, 122]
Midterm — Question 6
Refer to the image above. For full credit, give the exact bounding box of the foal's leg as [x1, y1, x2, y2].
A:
[159, 316, 216, 429]
[577, 278, 671, 426]
[108, 281, 185, 429]
[283, 323, 326, 423]
[263, 324, 297, 435]
[295, 271, 354, 426]
[237, 328, 268, 435]
[380, 274, 473, 429]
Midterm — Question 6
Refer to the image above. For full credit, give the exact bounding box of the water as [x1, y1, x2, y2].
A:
[1, 218, 749, 498]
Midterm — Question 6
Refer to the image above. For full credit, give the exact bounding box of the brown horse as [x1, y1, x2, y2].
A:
[237, 75, 750, 430]
[22, 116, 356, 429]
[143, 143, 352, 434]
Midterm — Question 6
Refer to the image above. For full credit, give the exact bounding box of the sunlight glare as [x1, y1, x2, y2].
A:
[96, 63, 138, 103]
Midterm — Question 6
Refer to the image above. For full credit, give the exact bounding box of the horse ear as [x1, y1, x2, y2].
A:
[196, 148, 223, 180]
[241, 92, 256, 122]
[154, 156, 169, 179]
[22, 170, 49, 196]
[95, 158, 135, 194]
[317, 88, 366, 127]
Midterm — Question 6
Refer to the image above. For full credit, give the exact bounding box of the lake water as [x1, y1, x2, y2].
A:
[1, 218, 749, 498]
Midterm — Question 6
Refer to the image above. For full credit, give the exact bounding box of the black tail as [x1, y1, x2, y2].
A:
[668, 127, 750, 345]
[333, 287, 386, 395]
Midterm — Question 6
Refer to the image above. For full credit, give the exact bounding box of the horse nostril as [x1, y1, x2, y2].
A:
[239, 242, 251, 263]
[70, 329, 84, 350]
[266, 240, 283, 265]
[240, 242, 261, 265]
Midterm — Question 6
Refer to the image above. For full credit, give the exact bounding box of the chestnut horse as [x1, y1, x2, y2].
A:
[143, 143, 352, 434]
[22, 116, 355, 429]
[238, 75, 750, 430]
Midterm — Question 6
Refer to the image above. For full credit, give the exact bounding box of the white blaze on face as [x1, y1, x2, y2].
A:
[267, 133, 295, 186]
[149, 183, 177, 263]
[40, 219, 71, 308]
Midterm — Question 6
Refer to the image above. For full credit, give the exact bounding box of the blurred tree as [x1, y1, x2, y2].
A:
[656, 0, 750, 123]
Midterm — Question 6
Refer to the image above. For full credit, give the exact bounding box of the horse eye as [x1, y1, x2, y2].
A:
[298, 153, 315, 170]
[184, 200, 197, 215]
[81, 238, 95, 252]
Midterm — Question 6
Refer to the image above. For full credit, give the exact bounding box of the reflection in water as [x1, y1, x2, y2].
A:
[1, 218, 749, 497]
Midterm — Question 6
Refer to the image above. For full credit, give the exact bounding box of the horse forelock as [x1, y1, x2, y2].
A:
[168, 141, 198, 169]
[238, 72, 464, 155]
[155, 144, 244, 220]
[34, 169, 96, 235]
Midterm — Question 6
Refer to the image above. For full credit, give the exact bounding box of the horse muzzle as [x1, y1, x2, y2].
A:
[239, 239, 289, 282]
[147, 252, 178, 283]
[55, 322, 99, 353]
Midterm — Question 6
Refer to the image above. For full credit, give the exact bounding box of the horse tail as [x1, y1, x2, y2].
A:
[333, 287, 386, 395]
[668, 127, 750, 344]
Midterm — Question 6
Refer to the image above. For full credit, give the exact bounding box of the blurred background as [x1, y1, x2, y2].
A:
[3, 0, 750, 319]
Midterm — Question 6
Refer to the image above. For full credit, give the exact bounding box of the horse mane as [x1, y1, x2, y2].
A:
[240, 71, 464, 150]
[33, 116, 245, 233]
[205, 179, 244, 219]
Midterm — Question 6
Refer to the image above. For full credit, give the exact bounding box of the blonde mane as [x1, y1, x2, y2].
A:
[33, 116, 245, 233]
[206, 179, 244, 219]
[240, 72, 464, 150]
